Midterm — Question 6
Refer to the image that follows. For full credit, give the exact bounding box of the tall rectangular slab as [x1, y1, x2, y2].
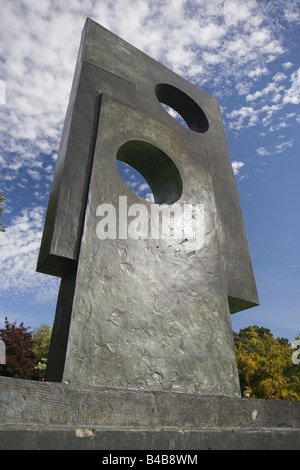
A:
[37, 18, 259, 396]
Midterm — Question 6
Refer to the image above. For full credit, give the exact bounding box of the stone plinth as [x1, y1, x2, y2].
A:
[0, 377, 299, 450]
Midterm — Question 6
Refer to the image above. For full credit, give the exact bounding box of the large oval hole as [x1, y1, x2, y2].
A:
[160, 103, 189, 129]
[155, 83, 209, 133]
[116, 140, 182, 205]
[116, 161, 154, 202]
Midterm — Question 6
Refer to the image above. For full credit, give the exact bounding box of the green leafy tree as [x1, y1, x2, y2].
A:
[234, 326, 300, 400]
[32, 324, 52, 380]
[0, 317, 38, 379]
[0, 190, 7, 232]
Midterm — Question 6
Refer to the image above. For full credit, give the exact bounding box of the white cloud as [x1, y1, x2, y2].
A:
[269, 121, 288, 132]
[0, 1, 83, 168]
[145, 193, 154, 203]
[228, 64, 300, 133]
[27, 169, 41, 181]
[248, 67, 269, 80]
[261, 104, 282, 127]
[0, 155, 5, 167]
[33, 191, 46, 201]
[189, 21, 227, 50]
[235, 82, 252, 96]
[126, 179, 138, 189]
[246, 82, 285, 102]
[275, 139, 294, 154]
[0, 0, 293, 178]
[227, 106, 259, 130]
[257, 139, 294, 156]
[138, 183, 151, 192]
[0, 205, 59, 301]
[44, 164, 53, 173]
[231, 161, 245, 176]
[257, 147, 270, 156]
[283, 1, 300, 24]
[273, 72, 288, 82]
[282, 62, 293, 70]
[224, 1, 254, 26]
[0, 81, 6, 105]
[283, 68, 300, 105]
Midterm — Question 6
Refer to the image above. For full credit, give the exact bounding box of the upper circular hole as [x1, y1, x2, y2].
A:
[160, 103, 190, 129]
[116, 140, 182, 205]
[155, 83, 209, 133]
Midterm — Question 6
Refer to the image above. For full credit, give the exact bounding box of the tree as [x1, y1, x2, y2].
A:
[0, 317, 38, 379]
[234, 326, 300, 401]
[32, 324, 52, 380]
[0, 190, 7, 232]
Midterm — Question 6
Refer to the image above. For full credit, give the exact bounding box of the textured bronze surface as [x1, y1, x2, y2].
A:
[37, 19, 259, 396]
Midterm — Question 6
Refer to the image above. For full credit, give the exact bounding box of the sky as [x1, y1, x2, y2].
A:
[0, 0, 299, 342]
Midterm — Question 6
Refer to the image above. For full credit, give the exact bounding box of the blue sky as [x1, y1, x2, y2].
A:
[0, 0, 299, 342]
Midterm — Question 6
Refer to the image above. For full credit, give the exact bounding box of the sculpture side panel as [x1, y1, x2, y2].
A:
[37, 24, 136, 277]
[203, 101, 259, 312]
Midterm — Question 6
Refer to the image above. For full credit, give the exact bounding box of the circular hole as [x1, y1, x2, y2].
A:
[160, 103, 189, 129]
[116, 140, 182, 204]
[116, 161, 154, 203]
[155, 83, 209, 133]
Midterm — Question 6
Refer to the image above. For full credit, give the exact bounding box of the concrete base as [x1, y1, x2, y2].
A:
[1, 376, 299, 450]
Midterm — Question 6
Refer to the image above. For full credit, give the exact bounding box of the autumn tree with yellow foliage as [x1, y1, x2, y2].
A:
[234, 326, 300, 401]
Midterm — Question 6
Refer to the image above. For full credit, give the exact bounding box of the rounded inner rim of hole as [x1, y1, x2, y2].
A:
[116, 161, 154, 202]
[155, 83, 209, 133]
[160, 103, 189, 129]
[116, 140, 183, 205]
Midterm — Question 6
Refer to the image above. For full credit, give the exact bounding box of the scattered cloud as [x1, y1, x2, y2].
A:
[0, 0, 297, 177]
[235, 82, 252, 96]
[232, 161, 245, 176]
[257, 139, 294, 156]
[274, 139, 294, 153]
[117, 162, 153, 200]
[125, 177, 153, 199]
[126, 179, 138, 189]
[283, 68, 300, 105]
[145, 193, 154, 203]
[282, 62, 293, 69]
[246, 82, 285, 102]
[0, 205, 59, 302]
[227, 106, 259, 130]
[273, 72, 288, 82]
[138, 183, 151, 193]
[227, 64, 300, 135]
[27, 169, 41, 181]
[0, 80, 6, 105]
[248, 67, 269, 80]
[257, 147, 271, 156]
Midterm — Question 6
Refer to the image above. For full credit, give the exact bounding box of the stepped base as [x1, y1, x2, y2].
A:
[1, 377, 299, 450]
